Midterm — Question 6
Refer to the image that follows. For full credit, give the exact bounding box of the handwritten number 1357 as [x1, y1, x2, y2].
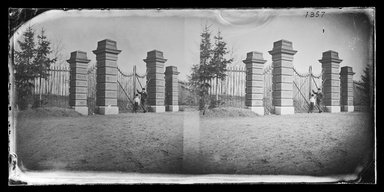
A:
[306, 11, 325, 17]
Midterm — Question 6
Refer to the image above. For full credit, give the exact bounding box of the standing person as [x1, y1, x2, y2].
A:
[137, 88, 148, 113]
[133, 94, 140, 113]
[312, 88, 323, 113]
[309, 94, 316, 113]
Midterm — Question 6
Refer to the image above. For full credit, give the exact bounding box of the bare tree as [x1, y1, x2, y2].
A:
[51, 38, 66, 67]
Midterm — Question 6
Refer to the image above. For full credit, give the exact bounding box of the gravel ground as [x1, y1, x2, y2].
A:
[14, 107, 373, 176]
[198, 112, 373, 176]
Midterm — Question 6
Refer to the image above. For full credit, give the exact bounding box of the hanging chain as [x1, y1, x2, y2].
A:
[263, 63, 273, 75]
[311, 68, 323, 79]
[87, 63, 97, 74]
[135, 71, 147, 78]
[292, 66, 311, 77]
[117, 66, 134, 77]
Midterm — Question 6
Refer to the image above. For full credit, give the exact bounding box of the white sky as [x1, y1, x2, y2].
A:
[11, 8, 374, 81]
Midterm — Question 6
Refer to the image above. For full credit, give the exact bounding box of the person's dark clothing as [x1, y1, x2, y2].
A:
[312, 90, 323, 113]
[133, 102, 139, 113]
[137, 90, 148, 112]
[308, 102, 314, 113]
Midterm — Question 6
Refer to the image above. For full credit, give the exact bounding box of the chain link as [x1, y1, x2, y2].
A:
[311, 69, 323, 79]
[117, 67, 134, 77]
[87, 63, 97, 74]
[135, 72, 147, 78]
[292, 66, 311, 77]
[263, 63, 273, 75]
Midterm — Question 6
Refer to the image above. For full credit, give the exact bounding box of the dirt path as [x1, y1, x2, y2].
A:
[199, 112, 373, 176]
[16, 112, 185, 173]
[15, 109, 373, 176]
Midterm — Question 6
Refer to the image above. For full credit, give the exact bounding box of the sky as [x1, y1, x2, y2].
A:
[11, 8, 375, 81]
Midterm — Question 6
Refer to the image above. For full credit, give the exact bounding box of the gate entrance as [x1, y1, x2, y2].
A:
[117, 65, 147, 113]
[292, 65, 324, 113]
[205, 64, 325, 114]
[87, 64, 147, 114]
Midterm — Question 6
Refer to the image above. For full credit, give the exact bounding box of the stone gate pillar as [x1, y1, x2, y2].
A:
[268, 40, 297, 115]
[67, 51, 91, 115]
[93, 39, 121, 115]
[340, 66, 355, 112]
[319, 50, 342, 113]
[165, 66, 180, 112]
[143, 50, 166, 112]
[242, 51, 266, 115]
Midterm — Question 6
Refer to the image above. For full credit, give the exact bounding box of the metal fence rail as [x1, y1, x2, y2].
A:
[28, 64, 364, 114]
[31, 65, 70, 108]
[206, 64, 325, 114]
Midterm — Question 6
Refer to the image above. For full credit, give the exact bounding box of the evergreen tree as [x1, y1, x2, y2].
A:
[210, 30, 233, 107]
[189, 25, 214, 113]
[13, 26, 57, 110]
[188, 25, 233, 113]
[34, 28, 57, 107]
[14, 26, 37, 110]
[35, 28, 56, 79]
[355, 63, 374, 108]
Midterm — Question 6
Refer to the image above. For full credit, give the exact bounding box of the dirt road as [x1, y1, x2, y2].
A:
[15, 108, 373, 176]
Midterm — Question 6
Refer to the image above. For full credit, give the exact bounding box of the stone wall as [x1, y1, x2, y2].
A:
[93, 39, 121, 115]
[242, 51, 266, 115]
[319, 50, 342, 113]
[67, 51, 90, 115]
[165, 66, 180, 112]
[340, 66, 355, 112]
[269, 40, 297, 115]
[143, 50, 167, 113]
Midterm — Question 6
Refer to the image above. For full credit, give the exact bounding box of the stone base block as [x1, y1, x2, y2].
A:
[274, 106, 294, 115]
[355, 105, 369, 112]
[149, 105, 165, 113]
[341, 105, 354, 112]
[247, 106, 264, 116]
[72, 106, 88, 116]
[325, 106, 341, 113]
[97, 106, 119, 115]
[166, 105, 179, 112]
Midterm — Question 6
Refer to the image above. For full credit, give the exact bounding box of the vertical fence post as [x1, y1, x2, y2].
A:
[93, 39, 121, 115]
[269, 40, 297, 115]
[39, 76, 42, 106]
[165, 66, 180, 112]
[143, 50, 166, 112]
[232, 67, 235, 99]
[319, 50, 342, 113]
[133, 65, 136, 98]
[67, 51, 91, 115]
[243, 52, 267, 115]
[309, 65, 312, 99]
[52, 66, 55, 105]
[340, 66, 355, 112]
[61, 66, 64, 97]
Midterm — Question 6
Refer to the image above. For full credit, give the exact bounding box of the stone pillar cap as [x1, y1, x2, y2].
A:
[273, 39, 294, 49]
[143, 49, 167, 63]
[67, 51, 90, 63]
[322, 50, 339, 58]
[165, 66, 180, 75]
[147, 50, 164, 59]
[93, 39, 122, 55]
[319, 50, 342, 63]
[243, 51, 266, 64]
[269, 39, 297, 55]
[246, 51, 264, 60]
[340, 66, 355, 75]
